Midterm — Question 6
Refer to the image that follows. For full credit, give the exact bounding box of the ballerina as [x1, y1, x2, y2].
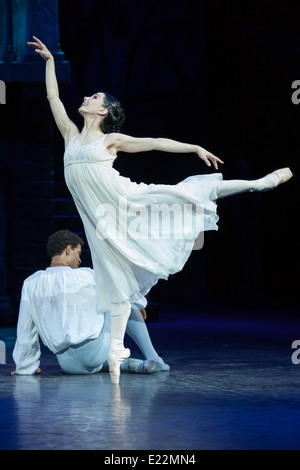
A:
[28, 36, 292, 384]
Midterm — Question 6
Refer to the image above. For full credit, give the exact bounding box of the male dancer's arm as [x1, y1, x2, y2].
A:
[11, 283, 41, 376]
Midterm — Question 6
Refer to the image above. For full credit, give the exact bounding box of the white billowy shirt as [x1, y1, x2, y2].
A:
[13, 266, 147, 375]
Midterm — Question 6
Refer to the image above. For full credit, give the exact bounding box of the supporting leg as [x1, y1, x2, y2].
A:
[108, 300, 131, 384]
[102, 304, 170, 374]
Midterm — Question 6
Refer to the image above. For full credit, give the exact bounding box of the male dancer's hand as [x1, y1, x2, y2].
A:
[11, 368, 42, 376]
[140, 308, 147, 320]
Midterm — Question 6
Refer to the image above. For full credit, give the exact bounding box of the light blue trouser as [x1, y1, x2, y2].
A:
[56, 305, 161, 375]
[56, 312, 110, 375]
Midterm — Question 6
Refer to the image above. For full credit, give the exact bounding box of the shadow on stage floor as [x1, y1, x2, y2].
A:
[0, 301, 300, 451]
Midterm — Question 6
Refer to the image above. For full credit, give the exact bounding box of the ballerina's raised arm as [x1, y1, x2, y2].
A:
[27, 36, 79, 146]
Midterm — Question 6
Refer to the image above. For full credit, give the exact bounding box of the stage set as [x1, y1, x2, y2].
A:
[0, 0, 299, 451]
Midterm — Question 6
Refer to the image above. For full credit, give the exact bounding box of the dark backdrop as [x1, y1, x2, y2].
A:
[1, 0, 299, 324]
[57, 0, 299, 308]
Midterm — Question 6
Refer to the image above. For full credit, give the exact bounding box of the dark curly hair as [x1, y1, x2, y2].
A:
[47, 230, 84, 258]
[100, 92, 125, 134]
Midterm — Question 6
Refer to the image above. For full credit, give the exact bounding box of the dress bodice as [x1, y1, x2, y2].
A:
[64, 134, 117, 168]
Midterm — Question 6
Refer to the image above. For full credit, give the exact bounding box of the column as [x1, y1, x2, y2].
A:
[23, 0, 65, 61]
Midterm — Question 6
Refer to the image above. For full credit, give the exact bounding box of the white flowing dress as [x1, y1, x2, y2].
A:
[64, 134, 222, 314]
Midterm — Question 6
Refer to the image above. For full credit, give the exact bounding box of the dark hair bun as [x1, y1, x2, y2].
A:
[100, 92, 125, 134]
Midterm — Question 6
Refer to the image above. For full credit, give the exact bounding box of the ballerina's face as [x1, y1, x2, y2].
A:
[78, 92, 107, 116]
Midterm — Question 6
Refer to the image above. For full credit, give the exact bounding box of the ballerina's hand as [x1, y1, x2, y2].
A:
[27, 36, 52, 61]
[197, 146, 224, 170]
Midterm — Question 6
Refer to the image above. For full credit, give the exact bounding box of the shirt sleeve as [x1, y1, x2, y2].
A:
[12, 284, 41, 375]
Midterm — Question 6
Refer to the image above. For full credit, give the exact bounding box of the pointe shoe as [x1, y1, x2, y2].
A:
[252, 167, 293, 192]
[108, 348, 130, 384]
[269, 168, 293, 186]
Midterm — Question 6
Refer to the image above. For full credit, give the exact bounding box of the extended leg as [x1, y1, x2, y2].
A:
[218, 168, 293, 199]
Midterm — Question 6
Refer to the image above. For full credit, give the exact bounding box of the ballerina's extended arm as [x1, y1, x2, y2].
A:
[27, 36, 78, 144]
[105, 133, 224, 170]
[28, 37, 223, 169]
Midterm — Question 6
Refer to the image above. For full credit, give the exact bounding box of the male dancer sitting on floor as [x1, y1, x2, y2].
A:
[12, 229, 169, 376]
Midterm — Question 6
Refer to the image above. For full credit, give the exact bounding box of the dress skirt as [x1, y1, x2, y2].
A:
[64, 162, 222, 313]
